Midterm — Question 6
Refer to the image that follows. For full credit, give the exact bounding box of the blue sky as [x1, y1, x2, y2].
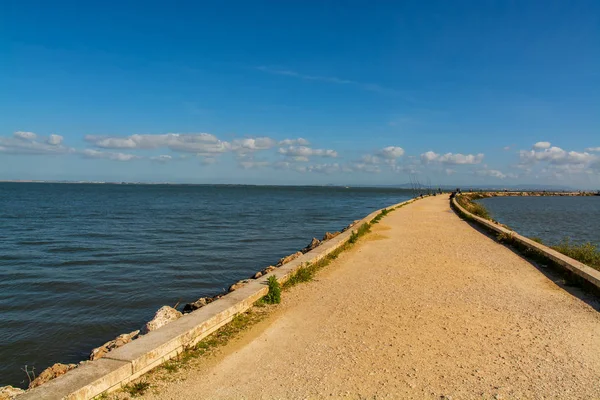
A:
[1, 1, 599, 187]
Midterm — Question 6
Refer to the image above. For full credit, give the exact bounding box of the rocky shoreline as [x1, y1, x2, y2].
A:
[0, 221, 358, 399]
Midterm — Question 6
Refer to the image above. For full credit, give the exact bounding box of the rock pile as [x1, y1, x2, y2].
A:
[301, 238, 321, 253]
[322, 231, 340, 241]
[0, 386, 25, 400]
[182, 293, 225, 314]
[229, 279, 250, 292]
[276, 251, 303, 267]
[253, 265, 276, 279]
[89, 330, 140, 361]
[29, 363, 77, 389]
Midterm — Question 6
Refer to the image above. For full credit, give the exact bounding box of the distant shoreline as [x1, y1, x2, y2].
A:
[0, 180, 596, 192]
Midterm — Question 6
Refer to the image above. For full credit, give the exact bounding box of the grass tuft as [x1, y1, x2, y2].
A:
[496, 231, 515, 244]
[263, 276, 281, 304]
[551, 239, 600, 271]
[456, 195, 491, 219]
[371, 208, 391, 224]
[123, 381, 150, 397]
[285, 264, 314, 286]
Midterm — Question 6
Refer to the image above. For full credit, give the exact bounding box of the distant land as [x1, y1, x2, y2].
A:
[0, 180, 590, 192]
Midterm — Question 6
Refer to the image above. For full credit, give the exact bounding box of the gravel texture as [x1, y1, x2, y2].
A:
[141, 195, 600, 399]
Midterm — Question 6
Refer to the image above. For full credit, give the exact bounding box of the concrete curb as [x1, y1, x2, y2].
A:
[17, 199, 415, 400]
[452, 196, 600, 290]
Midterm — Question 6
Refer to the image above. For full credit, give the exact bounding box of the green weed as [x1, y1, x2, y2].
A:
[551, 239, 600, 271]
[123, 381, 150, 397]
[263, 275, 281, 304]
[496, 231, 515, 244]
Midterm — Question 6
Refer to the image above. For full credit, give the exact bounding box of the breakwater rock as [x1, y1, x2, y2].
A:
[142, 306, 182, 334]
[29, 363, 77, 389]
[90, 330, 140, 361]
[0, 386, 25, 400]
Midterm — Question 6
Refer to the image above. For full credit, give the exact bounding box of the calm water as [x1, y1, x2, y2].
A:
[478, 196, 600, 245]
[0, 183, 411, 387]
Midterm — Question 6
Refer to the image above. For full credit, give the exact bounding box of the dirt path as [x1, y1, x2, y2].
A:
[141, 195, 600, 399]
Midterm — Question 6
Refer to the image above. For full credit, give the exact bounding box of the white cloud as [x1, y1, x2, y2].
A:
[47, 134, 64, 145]
[279, 138, 310, 146]
[533, 141, 551, 150]
[503, 146, 511, 151]
[475, 169, 511, 179]
[519, 146, 596, 165]
[231, 137, 276, 153]
[150, 155, 172, 163]
[278, 146, 338, 158]
[585, 147, 600, 152]
[305, 163, 342, 174]
[0, 131, 72, 155]
[291, 156, 309, 162]
[378, 146, 405, 159]
[85, 133, 223, 153]
[360, 154, 381, 165]
[14, 131, 37, 141]
[82, 149, 139, 161]
[421, 151, 484, 165]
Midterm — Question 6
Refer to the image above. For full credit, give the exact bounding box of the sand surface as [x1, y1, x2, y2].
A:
[141, 195, 600, 399]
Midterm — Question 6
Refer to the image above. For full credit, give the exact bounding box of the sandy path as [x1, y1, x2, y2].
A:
[142, 196, 600, 399]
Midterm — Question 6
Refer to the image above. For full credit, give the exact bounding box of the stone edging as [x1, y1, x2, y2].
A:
[17, 198, 416, 400]
[451, 195, 600, 290]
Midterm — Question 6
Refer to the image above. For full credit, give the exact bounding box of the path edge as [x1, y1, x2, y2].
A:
[451, 195, 600, 292]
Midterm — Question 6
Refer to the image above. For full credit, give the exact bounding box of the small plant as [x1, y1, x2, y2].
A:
[551, 238, 600, 271]
[496, 231, 515, 244]
[371, 208, 391, 224]
[349, 230, 359, 244]
[286, 265, 314, 285]
[469, 202, 491, 219]
[123, 381, 150, 397]
[263, 275, 281, 304]
[455, 195, 492, 220]
[530, 237, 544, 244]
[162, 361, 179, 373]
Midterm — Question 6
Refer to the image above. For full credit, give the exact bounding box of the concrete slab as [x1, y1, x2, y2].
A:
[17, 359, 131, 400]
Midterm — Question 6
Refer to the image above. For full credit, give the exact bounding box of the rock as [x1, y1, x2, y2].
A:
[262, 265, 276, 274]
[276, 251, 303, 267]
[253, 271, 264, 279]
[322, 231, 340, 241]
[301, 238, 321, 253]
[229, 280, 249, 292]
[0, 386, 25, 400]
[29, 363, 77, 389]
[89, 330, 140, 360]
[142, 306, 182, 333]
[182, 297, 209, 313]
[342, 220, 360, 232]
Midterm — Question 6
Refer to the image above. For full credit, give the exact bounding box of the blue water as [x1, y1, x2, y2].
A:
[0, 183, 411, 387]
[478, 196, 600, 245]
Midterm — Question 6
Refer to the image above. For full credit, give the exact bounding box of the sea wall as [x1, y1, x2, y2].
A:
[451, 195, 600, 292]
[16, 199, 415, 400]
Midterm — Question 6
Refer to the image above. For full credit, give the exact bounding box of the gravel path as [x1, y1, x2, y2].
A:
[142, 195, 600, 399]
